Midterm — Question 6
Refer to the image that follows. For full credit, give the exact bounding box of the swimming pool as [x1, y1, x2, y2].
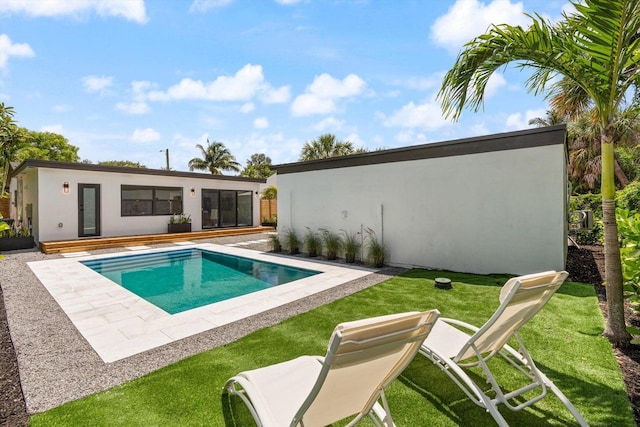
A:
[81, 249, 320, 314]
[28, 243, 374, 362]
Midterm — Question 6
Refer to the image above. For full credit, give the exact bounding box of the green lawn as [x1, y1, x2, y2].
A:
[30, 269, 634, 426]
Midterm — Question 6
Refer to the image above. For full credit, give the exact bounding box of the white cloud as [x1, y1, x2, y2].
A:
[0, 34, 34, 68]
[0, 0, 148, 23]
[504, 108, 546, 130]
[148, 64, 266, 102]
[116, 80, 152, 114]
[82, 75, 114, 95]
[395, 129, 429, 145]
[253, 117, 269, 129]
[291, 73, 366, 116]
[260, 85, 291, 104]
[189, 0, 233, 13]
[430, 0, 528, 52]
[313, 116, 345, 132]
[130, 128, 161, 143]
[383, 100, 451, 131]
[239, 102, 255, 113]
[484, 73, 507, 98]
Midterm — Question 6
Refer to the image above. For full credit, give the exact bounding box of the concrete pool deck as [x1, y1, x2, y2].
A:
[0, 233, 404, 413]
[28, 242, 374, 363]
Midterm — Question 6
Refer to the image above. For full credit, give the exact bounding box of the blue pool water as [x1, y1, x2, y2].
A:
[81, 249, 320, 314]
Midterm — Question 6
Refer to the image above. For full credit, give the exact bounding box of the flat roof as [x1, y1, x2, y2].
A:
[11, 159, 266, 183]
[273, 125, 566, 175]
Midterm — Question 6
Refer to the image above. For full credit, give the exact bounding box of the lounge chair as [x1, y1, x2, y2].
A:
[223, 309, 440, 427]
[418, 270, 589, 426]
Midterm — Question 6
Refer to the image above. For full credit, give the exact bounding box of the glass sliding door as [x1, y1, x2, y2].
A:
[237, 191, 252, 226]
[220, 190, 237, 227]
[201, 189, 219, 229]
[79, 184, 101, 237]
[201, 189, 254, 228]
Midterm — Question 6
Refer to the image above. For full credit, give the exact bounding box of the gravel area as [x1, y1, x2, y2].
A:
[0, 232, 403, 415]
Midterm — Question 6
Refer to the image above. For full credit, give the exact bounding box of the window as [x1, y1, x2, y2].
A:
[121, 185, 183, 216]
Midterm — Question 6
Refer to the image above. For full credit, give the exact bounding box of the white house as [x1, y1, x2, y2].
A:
[9, 160, 265, 244]
[273, 125, 568, 275]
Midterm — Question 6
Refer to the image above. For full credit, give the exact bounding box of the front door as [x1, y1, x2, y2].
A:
[78, 184, 101, 237]
[202, 189, 219, 229]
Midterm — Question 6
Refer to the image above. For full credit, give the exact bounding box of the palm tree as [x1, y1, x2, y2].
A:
[438, 0, 640, 347]
[299, 134, 355, 161]
[188, 139, 240, 175]
[528, 109, 566, 128]
[0, 104, 27, 198]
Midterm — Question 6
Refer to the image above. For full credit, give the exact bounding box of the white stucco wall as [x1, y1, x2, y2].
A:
[16, 166, 262, 243]
[277, 136, 567, 275]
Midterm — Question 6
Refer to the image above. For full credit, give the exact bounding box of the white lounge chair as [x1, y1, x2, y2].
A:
[224, 309, 440, 427]
[418, 270, 589, 426]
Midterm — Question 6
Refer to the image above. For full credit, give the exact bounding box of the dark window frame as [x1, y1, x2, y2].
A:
[121, 185, 183, 217]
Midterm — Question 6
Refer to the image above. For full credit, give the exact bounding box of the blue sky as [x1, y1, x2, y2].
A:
[0, 0, 571, 172]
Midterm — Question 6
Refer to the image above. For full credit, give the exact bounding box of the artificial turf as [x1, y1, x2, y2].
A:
[29, 269, 634, 426]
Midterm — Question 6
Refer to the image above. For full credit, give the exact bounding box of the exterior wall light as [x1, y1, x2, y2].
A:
[63, 182, 70, 194]
[190, 188, 196, 197]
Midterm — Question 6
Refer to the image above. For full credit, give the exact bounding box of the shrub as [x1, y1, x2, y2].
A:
[570, 193, 603, 245]
[319, 229, 342, 260]
[283, 228, 299, 255]
[303, 227, 322, 257]
[340, 229, 361, 263]
[617, 181, 640, 212]
[268, 233, 281, 253]
[616, 208, 640, 342]
[364, 227, 386, 268]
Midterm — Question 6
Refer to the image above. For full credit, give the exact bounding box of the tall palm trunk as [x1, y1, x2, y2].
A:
[601, 127, 631, 346]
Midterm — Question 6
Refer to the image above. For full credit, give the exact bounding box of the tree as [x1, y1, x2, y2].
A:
[240, 153, 274, 179]
[437, 0, 640, 347]
[16, 131, 79, 163]
[261, 185, 277, 199]
[188, 139, 240, 175]
[0, 104, 28, 198]
[299, 134, 356, 161]
[528, 110, 566, 128]
[98, 160, 147, 168]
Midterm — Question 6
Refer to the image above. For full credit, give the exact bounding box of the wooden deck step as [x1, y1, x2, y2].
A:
[39, 226, 275, 254]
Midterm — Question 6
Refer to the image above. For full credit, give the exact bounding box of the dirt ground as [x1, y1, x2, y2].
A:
[1, 246, 639, 426]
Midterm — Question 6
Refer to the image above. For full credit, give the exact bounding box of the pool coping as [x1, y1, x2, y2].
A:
[27, 243, 374, 363]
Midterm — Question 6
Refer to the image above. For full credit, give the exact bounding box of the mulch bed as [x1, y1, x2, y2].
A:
[1, 246, 639, 426]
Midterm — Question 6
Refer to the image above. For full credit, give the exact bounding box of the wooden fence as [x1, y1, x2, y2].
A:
[260, 199, 277, 222]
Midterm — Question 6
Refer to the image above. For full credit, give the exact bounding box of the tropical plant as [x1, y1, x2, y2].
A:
[299, 134, 356, 161]
[0, 103, 28, 198]
[437, 0, 640, 347]
[364, 228, 386, 268]
[617, 209, 640, 338]
[528, 109, 567, 128]
[617, 181, 640, 212]
[261, 185, 277, 200]
[188, 139, 241, 175]
[303, 227, 322, 257]
[283, 228, 299, 255]
[319, 229, 342, 261]
[240, 153, 274, 178]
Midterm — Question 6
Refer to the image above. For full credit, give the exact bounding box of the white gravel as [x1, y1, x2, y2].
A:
[0, 232, 404, 414]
